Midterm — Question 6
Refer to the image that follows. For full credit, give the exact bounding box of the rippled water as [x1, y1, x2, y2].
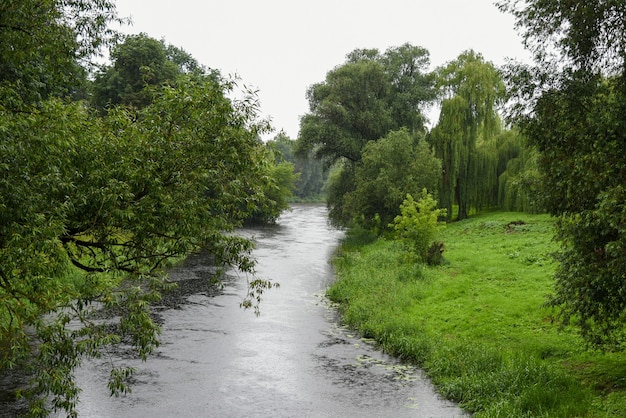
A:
[2, 204, 466, 417]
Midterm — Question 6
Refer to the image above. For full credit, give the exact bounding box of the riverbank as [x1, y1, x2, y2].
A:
[328, 211, 626, 417]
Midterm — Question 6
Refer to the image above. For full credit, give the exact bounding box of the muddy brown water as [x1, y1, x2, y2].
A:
[2, 204, 467, 417]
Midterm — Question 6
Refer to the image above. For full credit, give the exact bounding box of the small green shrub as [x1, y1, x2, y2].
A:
[391, 189, 447, 264]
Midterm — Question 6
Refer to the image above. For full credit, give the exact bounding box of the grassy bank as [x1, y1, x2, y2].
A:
[328, 211, 626, 417]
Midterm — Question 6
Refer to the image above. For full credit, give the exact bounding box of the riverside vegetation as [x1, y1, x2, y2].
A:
[4, 1, 626, 416]
[328, 211, 626, 417]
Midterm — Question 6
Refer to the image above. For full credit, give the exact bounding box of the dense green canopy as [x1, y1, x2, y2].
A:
[298, 43, 435, 165]
[297, 43, 437, 226]
[92, 33, 211, 110]
[344, 129, 441, 229]
[0, 0, 122, 106]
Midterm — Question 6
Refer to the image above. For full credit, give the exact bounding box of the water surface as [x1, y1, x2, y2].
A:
[4, 204, 467, 417]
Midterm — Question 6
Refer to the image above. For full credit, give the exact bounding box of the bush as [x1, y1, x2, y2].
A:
[391, 190, 446, 264]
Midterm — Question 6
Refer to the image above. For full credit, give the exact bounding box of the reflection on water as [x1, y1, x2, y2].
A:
[1, 204, 467, 417]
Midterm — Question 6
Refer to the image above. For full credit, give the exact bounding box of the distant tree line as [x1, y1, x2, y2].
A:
[265, 133, 327, 202]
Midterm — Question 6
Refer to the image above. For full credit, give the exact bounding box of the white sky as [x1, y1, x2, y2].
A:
[112, 0, 531, 139]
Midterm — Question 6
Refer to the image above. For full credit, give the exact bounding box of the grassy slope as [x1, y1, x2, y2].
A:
[328, 211, 626, 417]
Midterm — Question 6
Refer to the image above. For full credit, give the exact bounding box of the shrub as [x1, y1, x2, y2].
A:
[391, 189, 447, 264]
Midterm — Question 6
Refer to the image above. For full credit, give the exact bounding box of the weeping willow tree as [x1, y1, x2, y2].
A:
[430, 50, 505, 220]
[496, 130, 543, 213]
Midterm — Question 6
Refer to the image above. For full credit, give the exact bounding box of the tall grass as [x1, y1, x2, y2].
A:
[328, 211, 626, 417]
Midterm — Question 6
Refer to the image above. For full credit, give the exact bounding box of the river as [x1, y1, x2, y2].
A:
[3, 203, 466, 417]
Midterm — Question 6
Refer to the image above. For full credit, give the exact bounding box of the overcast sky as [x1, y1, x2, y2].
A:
[112, 0, 531, 139]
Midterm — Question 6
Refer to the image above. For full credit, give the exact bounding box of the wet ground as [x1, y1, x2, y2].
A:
[2, 204, 467, 417]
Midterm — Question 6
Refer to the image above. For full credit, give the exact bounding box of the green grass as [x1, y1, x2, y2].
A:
[328, 211, 626, 417]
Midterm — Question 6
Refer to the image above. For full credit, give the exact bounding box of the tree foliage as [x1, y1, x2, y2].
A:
[344, 129, 441, 230]
[0, 2, 284, 415]
[244, 142, 298, 224]
[430, 50, 506, 220]
[1, 74, 274, 415]
[498, 0, 626, 348]
[267, 133, 326, 201]
[391, 190, 447, 264]
[380, 44, 436, 132]
[0, 0, 123, 107]
[298, 43, 435, 164]
[92, 33, 211, 110]
[496, 129, 542, 213]
[297, 43, 436, 226]
[298, 59, 393, 164]
[498, 0, 626, 76]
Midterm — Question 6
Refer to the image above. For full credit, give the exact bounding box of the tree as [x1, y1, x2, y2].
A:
[297, 58, 392, 225]
[497, 0, 626, 348]
[244, 141, 298, 224]
[344, 129, 441, 230]
[1, 74, 275, 416]
[0, 0, 123, 107]
[298, 43, 435, 164]
[298, 59, 393, 164]
[381, 44, 436, 132]
[430, 50, 505, 220]
[267, 133, 326, 201]
[297, 44, 436, 226]
[92, 33, 212, 110]
[391, 190, 447, 264]
[0, 1, 281, 413]
[496, 130, 542, 213]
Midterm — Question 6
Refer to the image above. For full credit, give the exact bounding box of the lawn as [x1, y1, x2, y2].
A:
[328, 211, 626, 417]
